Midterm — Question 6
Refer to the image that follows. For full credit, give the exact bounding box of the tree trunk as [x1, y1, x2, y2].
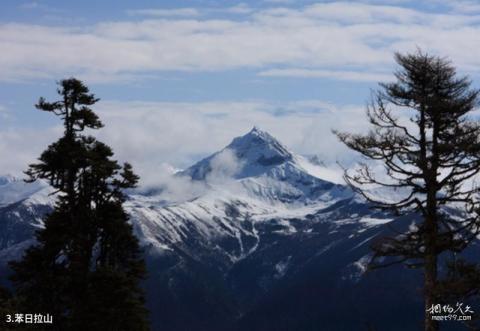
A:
[424, 187, 438, 331]
[425, 251, 438, 331]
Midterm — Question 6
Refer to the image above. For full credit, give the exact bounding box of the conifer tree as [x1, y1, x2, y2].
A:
[9, 78, 149, 331]
[335, 51, 480, 331]
[0, 286, 15, 330]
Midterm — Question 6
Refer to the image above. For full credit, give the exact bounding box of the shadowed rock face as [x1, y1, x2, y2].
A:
[0, 129, 475, 331]
[256, 154, 289, 166]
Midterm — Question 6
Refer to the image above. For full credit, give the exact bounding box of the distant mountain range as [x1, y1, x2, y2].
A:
[0, 127, 474, 331]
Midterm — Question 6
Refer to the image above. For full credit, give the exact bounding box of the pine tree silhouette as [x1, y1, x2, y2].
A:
[9, 78, 149, 331]
[335, 51, 480, 331]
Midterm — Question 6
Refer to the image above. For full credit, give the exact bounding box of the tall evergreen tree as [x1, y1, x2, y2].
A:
[9, 78, 149, 331]
[335, 51, 480, 331]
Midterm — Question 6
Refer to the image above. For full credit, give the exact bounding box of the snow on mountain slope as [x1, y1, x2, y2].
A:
[0, 128, 377, 263]
[0, 128, 396, 263]
[183, 127, 293, 180]
[128, 187, 340, 262]
[0, 177, 54, 257]
[0, 175, 54, 208]
[182, 127, 343, 184]
[120, 128, 359, 260]
[180, 127, 351, 203]
[0, 128, 411, 331]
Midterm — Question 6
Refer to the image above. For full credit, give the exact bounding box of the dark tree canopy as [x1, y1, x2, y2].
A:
[335, 51, 480, 331]
[10, 78, 149, 331]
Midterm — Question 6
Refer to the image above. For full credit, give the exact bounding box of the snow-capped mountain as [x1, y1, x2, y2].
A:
[0, 176, 55, 268]
[0, 175, 53, 208]
[1, 127, 467, 331]
[128, 127, 355, 265]
[181, 127, 347, 202]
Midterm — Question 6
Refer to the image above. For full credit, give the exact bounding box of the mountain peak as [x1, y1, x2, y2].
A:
[227, 127, 292, 165]
[182, 128, 294, 180]
[247, 126, 272, 138]
[248, 126, 264, 136]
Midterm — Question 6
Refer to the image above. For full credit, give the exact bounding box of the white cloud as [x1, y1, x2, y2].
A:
[127, 5, 253, 18]
[0, 96, 428, 192]
[19, 2, 40, 10]
[1, 2, 480, 83]
[139, 163, 208, 202]
[19, 1, 65, 14]
[86, 99, 370, 186]
[263, 0, 296, 4]
[0, 98, 371, 175]
[0, 105, 13, 121]
[126, 8, 201, 18]
[206, 149, 244, 184]
[221, 4, 253, 15]
[0, 126, 62, 177]
[259, 68, 393, 82]
[138, 149, 245, 202]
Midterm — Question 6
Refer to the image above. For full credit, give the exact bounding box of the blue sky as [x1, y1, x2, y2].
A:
[1, 0, 480, 182]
